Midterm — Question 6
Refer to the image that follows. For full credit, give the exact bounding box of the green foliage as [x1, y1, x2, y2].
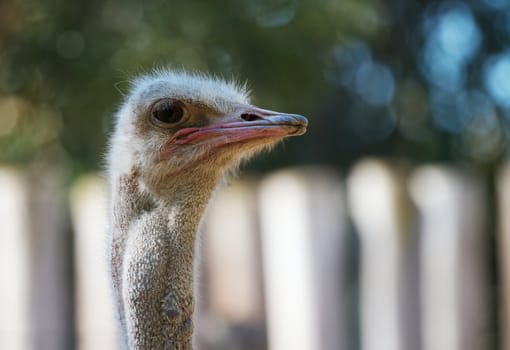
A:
[0, 0, 508, 175]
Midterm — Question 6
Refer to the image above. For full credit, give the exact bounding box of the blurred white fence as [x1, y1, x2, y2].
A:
[0, 160, 505, 350]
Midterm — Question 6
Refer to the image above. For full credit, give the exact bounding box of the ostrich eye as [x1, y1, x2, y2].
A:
[151, 100, 185, 126]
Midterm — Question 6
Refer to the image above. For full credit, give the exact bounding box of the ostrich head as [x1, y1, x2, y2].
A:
[107, 69, 307, 350]
[109, 70, 307, 194]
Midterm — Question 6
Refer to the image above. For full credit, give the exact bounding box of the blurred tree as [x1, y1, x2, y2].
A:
[1, 0, 509, 176]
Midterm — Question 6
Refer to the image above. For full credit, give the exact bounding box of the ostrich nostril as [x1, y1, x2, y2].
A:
[241, 113, 264, 122]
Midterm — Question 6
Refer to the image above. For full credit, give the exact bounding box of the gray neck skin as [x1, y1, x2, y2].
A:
[109, 167, 218, 350]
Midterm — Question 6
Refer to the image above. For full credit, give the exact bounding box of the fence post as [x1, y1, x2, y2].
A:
[347, 159, 419, 350]
[0, 167, 73, 350]
[0, 168, 30, 350]
[259, 168, 347, 350]
[498, 164, 510, 350]
[410, 166, 489, 350]
[70, 175, 118, 350]
[197, 179, 266, 349]
[26, 169, 74, 350]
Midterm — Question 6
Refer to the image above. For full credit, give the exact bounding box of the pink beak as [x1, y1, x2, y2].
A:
[163, 105, 308, 157]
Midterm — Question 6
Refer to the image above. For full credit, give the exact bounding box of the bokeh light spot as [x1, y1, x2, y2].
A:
[430, 89, 497, 135]
[422, 48, 465, 91]
[484, 52, 510, 108]
[460, 90, 498, 135]
[420, 4, 481, 92]
[430, 90, 467, 133]
[323, 42, 372, 88]
[30, 105, 62, 145]
[354, 62, 395, 106]
[436, 6, 480, 62]
[0, 97, 20, 137]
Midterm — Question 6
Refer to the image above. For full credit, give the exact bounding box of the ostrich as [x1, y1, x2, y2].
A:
[106, 69, 308, 349]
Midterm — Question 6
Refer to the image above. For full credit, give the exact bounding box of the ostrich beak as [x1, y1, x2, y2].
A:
[170, 105, 308, 150]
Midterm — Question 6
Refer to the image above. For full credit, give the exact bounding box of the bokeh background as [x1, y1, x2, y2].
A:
[1, 0, 510, 349]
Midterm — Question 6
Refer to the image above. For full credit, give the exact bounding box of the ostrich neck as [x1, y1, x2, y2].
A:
[109, 168, 218, 350]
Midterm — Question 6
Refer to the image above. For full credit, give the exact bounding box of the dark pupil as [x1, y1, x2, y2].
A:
[153, 102, 183, 124]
